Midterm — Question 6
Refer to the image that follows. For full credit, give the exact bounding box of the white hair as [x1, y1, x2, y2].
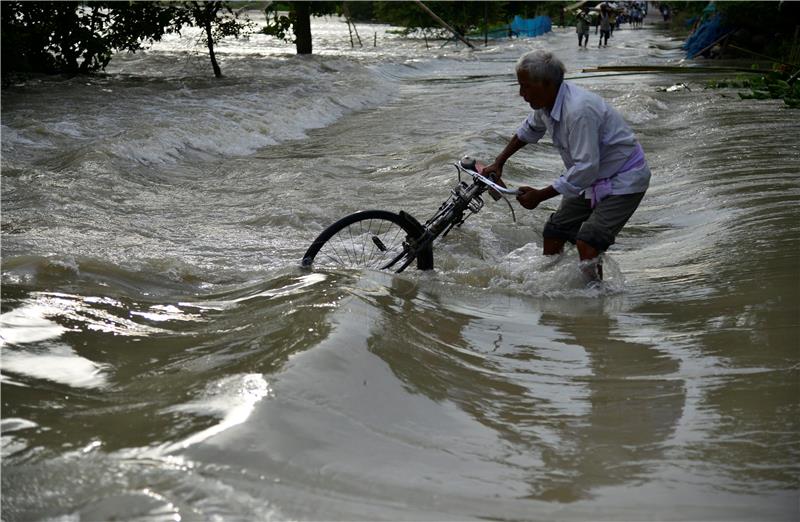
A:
[515, 50, 565, 87]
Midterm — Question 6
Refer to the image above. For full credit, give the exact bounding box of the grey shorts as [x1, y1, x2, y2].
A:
[542, 192, 645, 252]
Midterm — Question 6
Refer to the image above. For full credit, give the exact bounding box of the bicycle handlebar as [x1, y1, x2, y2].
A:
[454, 160, 522, 196]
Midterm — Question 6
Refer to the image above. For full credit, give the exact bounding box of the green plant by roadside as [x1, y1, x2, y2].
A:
[706, 70, 800, 109]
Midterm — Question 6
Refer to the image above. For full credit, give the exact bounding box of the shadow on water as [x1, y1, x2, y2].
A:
[360, 274, 684, 503]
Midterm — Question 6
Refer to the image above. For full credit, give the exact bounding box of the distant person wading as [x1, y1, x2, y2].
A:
[598, 5, 612, 47]
[483, 51, 651, 285]
[575, 7, 591, 48]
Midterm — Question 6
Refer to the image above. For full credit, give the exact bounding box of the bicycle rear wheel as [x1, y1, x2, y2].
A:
[302, 210, 427, 272]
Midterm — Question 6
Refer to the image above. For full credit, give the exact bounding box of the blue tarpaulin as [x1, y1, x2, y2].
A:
[683, 3, 729, 58]
[468, 15, 552, 40]
[510, 15, 552, 38]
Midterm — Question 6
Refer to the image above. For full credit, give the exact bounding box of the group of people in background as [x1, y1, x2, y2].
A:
[575, 1, 648, 49]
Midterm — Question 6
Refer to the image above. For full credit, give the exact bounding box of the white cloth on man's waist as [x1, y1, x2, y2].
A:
[516, 81, 650, 203]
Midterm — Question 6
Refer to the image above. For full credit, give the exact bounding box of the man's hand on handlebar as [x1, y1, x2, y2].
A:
[517, 185, 559, 209]
[516, 186, 541, 209]
[481, 161, 504, 181]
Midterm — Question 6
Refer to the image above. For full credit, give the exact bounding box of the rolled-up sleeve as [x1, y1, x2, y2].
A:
[516, 111, 547, 144]
[552, 114, 601, 197]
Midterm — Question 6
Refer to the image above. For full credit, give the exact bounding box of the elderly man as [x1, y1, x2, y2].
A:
[483, 50, 650, 284]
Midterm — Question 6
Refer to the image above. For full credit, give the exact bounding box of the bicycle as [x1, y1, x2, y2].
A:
[301, 156, 521, 273]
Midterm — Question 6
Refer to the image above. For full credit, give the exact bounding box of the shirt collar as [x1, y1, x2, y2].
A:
[548, 81, 568, 123]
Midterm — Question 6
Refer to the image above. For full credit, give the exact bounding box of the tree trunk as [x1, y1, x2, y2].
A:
[205, 19, 222, 77]
[293, 2, 312, 55]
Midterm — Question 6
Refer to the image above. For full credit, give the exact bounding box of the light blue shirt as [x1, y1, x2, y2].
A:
[516, 81, 650, 200]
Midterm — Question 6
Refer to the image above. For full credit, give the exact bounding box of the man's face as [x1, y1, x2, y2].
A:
[517, 70, 553, 110]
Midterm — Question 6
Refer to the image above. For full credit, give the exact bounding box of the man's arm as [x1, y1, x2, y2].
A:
[482, 134, 527, 180]
[485, 110, 546, 179]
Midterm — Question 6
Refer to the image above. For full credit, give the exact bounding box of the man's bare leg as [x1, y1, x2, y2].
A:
[543, 237, 566, 256]
[576, 239, 603, 281]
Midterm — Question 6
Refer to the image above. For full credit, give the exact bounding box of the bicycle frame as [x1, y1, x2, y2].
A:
[381, 157, 520, 272]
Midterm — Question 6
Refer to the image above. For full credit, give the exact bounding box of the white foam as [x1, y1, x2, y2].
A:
[439, 241, 625, 297]
[0, 303, 68, 346]
[4, 58, 397, 167]
[1, 417, 39, 433]
[613, 91, 669, 123]
[1, 343, 109, 389]
[165, 373, 272, 450]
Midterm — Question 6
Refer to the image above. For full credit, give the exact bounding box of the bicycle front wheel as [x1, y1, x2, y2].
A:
[302, 210, 423, 271]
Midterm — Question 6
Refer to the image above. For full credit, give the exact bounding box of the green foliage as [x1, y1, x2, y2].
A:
[343, 1, 377, 22]
[1, 2, 181, 75]
[365, 1, 568, 38]
[178, 1, 255, 77]
[372, 1, 508, 37]
[0, 1, 254, 77]
[663, 2, 800, 64]
[182, 1, 255, 46]
[715, 1, 800, 64]
[659, 1, 707, 35]
[737, 75, 800, 109]
[504, 1, 566, 20]
[705, 71, 800, 109]
[262, 1, 338, 43]
[372, 1, 435, 34]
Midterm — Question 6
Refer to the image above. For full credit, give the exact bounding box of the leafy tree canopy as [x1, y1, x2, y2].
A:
[1, 1, 253, 77]
[181, 1, 255, 47]
[372, 1, 508, 37]
[262, 1, 338, 43]
[1, 1, 181, 75]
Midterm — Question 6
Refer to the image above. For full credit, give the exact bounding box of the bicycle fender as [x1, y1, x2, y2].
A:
[398, 211, 434, 271]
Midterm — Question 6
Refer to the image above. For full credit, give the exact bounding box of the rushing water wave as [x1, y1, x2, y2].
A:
[2, 14, 799, 521]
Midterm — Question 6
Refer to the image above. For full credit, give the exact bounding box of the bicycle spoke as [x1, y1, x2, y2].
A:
[365, 219, 380, 267]
[381, 250, 404, 270]
[337, 228, 355, 266]
[388, 224, 403, 253]
[321, 252, 345, 267]
[359, 219, 366, 267]
[347, 223, 356, 263]
[324, 238, 345, 266]
[368, 219, 388, 267]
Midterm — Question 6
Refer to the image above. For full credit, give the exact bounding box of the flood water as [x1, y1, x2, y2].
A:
[2, 13, 799, 521]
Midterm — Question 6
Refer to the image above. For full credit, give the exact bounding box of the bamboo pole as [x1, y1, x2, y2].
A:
[571, 72, 685, 80]
[688, 29, 736, 59]
[728, 44, 798, 67]
[342, 3, 362, 48]
[346, 19, 354, 48]
[582, 65, 775, 74]
[414, 0, 475, 49]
